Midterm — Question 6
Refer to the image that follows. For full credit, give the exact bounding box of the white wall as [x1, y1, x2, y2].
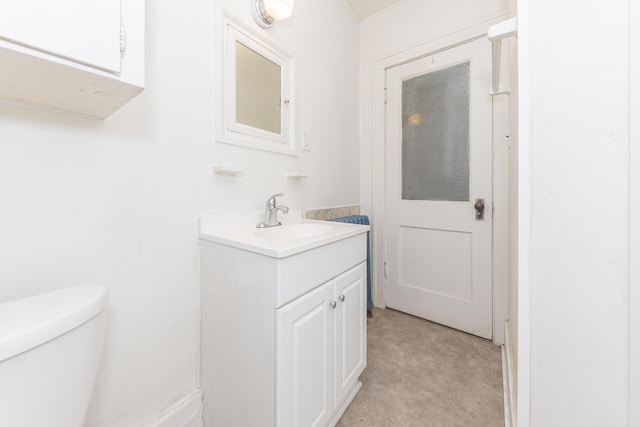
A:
[0, 0, 360, 425]
[521, 0, 631, 425]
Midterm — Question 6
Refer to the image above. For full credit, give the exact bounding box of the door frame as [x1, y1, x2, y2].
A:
[630, 0, 639, 423]
[370, 16, 510, 344]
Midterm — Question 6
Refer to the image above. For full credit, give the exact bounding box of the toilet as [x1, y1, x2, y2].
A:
[0, 285, 109, 427]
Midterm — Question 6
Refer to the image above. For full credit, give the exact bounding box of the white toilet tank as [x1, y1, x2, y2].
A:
[0, 285, 108, 427]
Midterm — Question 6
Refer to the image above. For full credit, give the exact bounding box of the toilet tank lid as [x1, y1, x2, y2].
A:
[0, 285, 108, 363]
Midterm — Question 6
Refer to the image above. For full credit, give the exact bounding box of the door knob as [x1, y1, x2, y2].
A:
[339, 295, 345, 302]
[330, 301, 337, 309]
[474, 199, 485, 220]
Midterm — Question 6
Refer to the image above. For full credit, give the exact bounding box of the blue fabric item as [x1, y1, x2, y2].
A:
[328, 215, 373, 316]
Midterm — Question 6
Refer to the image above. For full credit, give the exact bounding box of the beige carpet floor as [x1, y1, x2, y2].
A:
[337, 308, 504, 427]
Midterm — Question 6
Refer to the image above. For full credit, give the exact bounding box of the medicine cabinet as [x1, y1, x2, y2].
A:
[216, 14, 296, 156]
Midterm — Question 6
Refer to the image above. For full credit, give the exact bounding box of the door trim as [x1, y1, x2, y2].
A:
[370, 15, 509, 344]
[629, 0, 639, 423]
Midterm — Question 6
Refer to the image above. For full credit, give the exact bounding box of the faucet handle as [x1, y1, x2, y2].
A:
[267, 193, 285, 207]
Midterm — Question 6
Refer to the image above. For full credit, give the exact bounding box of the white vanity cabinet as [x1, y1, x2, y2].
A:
[199, 217, 368, 427]
[0, 0, 144, 119]
[277, 263, 366, 427]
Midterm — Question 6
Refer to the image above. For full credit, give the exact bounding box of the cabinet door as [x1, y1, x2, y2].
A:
[276, 281, 334, 427]
[334, 262, 367, 407]
[0, 0, 121, 73]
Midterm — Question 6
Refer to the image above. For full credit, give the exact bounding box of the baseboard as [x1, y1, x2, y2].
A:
[146, 390, 203, 427]
[502, 321, 517, 427]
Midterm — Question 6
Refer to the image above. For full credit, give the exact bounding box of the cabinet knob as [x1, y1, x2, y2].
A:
[339, 295, 345, 302]
[330, 301, 337, 309]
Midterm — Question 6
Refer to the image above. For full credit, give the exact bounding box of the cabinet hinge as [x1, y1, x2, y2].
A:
[120, 25, 127, 58]
[384, 88, 388, 105]
[383, 262, 388, 279]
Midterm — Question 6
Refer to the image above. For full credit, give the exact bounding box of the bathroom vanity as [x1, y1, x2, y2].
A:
[199, 212, 368, 426]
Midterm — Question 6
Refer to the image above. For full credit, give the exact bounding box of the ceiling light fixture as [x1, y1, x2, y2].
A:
[253, 0, 295, 28]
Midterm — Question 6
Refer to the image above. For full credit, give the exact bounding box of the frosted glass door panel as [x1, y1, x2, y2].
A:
[402, 62, 470, 201]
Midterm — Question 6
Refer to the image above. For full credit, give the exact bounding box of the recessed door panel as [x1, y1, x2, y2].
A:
[277, 282, 333, 427]
[399, 227, 472, 301]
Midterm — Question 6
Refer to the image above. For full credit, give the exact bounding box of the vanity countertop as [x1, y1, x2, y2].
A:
[199, 211, 369, 259]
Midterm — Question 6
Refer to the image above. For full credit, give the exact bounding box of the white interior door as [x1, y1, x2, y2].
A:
[385, 38, 493, 339]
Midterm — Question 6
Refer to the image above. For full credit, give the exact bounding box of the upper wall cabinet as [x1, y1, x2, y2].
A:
[0, 0, 145, 119]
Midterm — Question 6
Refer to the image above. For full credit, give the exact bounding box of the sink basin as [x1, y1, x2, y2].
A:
[255, 223, 334, 239]
[199, 213, 369, 259]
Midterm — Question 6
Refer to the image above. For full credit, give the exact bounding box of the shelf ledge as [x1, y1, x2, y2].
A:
[488, 17, 517, 96]
[286, 172, 307, 180]
[213, 164, 244, 176]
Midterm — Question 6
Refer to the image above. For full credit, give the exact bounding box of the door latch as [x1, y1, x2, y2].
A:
[474, 199, 485, 220]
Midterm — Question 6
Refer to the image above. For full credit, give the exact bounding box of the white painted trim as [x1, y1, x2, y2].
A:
[370, 16, 510, 346]
[373, 14, 508, 71]
[357, 0, 412, 23]
[371, 63, 386, 309]
[502, 321, 517, 427]
[143, 390, 203, 427]
[501, 346, 511, 427]
[492, 58, 510, 346]
[515, 0, 531, 425]
[629, 0, 639, 423]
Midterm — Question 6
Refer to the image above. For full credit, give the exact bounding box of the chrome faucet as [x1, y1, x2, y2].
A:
[256, 193, 289, 228]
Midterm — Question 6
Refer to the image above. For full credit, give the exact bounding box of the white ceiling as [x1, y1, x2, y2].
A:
[346, 0, 404, 19]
